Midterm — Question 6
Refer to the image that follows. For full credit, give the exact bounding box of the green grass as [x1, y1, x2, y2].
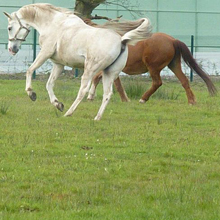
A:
[0, 100, 11, 115]
[0, 75, 220, 220]
[121, 76, 180, 100]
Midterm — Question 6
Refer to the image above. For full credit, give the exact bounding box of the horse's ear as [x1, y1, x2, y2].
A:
[3, 12, 12, 20]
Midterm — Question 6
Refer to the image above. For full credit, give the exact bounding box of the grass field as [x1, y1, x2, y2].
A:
[0, 74, 220, 220]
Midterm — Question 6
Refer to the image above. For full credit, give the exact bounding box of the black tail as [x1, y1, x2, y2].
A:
[173, 40, 217, 96]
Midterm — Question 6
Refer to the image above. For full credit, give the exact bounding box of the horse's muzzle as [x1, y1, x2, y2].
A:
[9, 46, 19, 55]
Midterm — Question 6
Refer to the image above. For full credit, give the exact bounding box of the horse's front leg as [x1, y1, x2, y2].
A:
[25, 49, 53, 101]
[46, 63, 64, 111]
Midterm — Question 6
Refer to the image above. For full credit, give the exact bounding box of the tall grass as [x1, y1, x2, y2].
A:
[124, 81, 146, 99]
[123, 77, 180, 100]
[0, 100, 11, 115]
[152, 88, 180, 100]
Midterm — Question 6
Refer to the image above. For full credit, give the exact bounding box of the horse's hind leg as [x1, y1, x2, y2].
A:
[87, 71, 103, 100]
[46, 63, 64, 111]
[168, 61, 196, 104]
[94, 70, 116, 120]
[139, 69, 162, 103]
[88, 73, 130, 102]
[64, 70, 93, 117]
[94, 47, 128, 120]
[94, 73, 129, 120]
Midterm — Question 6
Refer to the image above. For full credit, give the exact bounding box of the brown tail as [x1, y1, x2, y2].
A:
[172, 40, 217, 96]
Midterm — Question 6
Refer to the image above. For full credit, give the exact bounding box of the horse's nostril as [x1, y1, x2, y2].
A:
[9, 46, 18, 55]
[12, 45, 19, 53]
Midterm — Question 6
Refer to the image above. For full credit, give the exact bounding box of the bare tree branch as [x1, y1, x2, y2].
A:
[74, 0, 143, 20]
[90, 14, 123, 21]
[104, 0, 142, 18]
[91, 14, 111, 21]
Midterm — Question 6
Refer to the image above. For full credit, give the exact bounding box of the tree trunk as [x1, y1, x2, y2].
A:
[74, 0, 105, 18]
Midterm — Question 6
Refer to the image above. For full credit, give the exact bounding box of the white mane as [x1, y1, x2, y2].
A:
[18, 3, 74, 22]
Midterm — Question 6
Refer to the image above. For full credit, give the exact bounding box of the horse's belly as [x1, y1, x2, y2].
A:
[51, 53, 85, 68]
[123, 62, 148, 75]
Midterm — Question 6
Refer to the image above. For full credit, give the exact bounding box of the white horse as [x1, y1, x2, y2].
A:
[4, 3, 152, 120]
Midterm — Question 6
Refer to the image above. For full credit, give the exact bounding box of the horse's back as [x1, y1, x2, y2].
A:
[123, 32, 177, 74]
[85, 28, 122, 53]
[52, 25, 123, 69]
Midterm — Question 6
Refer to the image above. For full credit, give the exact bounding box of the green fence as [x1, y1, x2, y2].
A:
[95, 0, 220, 51]
[1, 0, 220, 50]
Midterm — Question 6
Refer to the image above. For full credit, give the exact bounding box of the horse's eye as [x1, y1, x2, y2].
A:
[8, 27, 12, 31]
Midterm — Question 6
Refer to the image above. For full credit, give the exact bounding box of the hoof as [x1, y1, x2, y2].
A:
[188, 101, 196, 105]
[189, 102, 196, 106]
[94, 115, 101, 121]
[87, 98, 94, 101]
[64, 110, 73, 117]
[64, 113, 71, 117]
[56, 102, 64, 112]
[29, 92, 37, 101]
[122, 99, 130, 102]
[139, 99, 146, 104]
[87, 95, 95, 101]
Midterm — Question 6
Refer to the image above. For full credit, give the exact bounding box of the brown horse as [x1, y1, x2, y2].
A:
[87, 32, 217, 104]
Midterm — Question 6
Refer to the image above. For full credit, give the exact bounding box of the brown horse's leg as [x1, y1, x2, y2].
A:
[140, 70, 162, 103]
[168, 62, 196, 104]
[114, 77, 130, 102]
[87, 72, 103, 100]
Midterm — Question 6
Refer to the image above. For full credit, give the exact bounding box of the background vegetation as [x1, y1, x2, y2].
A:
[0, 74, 220, 220]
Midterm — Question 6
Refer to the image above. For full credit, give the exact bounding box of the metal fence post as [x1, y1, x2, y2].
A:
[190, 35, 194, 82]
[33, 29, 37, 79]
[75, 68, 79, 77]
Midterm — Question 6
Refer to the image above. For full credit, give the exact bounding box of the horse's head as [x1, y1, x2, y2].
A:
[3, 12, 30, 55]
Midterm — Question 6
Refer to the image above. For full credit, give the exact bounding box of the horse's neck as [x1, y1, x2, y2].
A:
[17, 7, 81, 35]
[17, 12, 47, 34]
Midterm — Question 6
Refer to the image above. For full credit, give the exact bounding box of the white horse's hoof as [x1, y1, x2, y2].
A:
[139, 99, 146, 104]
[87, 97, 94, 101]
[64, 112, 72, 117]
[87, 94, 95, 101]
[94, 116, 101, 121]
